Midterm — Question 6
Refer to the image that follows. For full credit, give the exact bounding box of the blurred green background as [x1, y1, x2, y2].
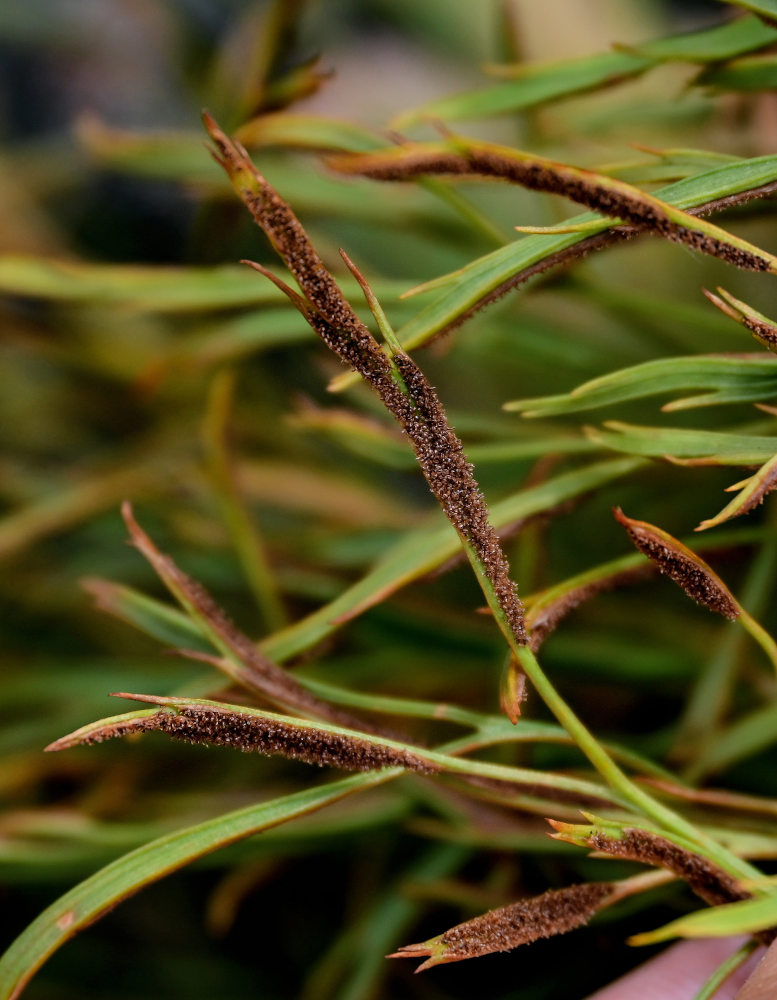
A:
[4, 1, 777, 998]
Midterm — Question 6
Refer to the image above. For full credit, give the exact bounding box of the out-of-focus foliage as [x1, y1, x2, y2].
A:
[5, 1, 777, 998]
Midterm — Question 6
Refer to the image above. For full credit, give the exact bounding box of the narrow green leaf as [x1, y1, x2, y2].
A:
[634, 14, 777, 61]
[0, 773, 392, 1000]
[584, 421, 777, 464]
[0, 256, 409, 313]
[392, 17, 777, 127]
[690, 700, 777, 779]
[393, 50, 652, 127]
[696, 51, 777, 92]
[600, 147, 738, 185]
[262, 457, 643, 661]
[721, 0, 777, 23]
[629, 891, 777, 945]
[698, 451, 777, 530]
[83, 578, 212, 653]
[506, 354, 777, 417]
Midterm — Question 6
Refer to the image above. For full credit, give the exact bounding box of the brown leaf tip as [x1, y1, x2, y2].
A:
[613, 508, 740, 620]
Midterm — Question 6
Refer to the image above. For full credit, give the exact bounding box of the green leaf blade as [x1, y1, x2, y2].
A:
[393, 50, 652, 127]
[630, 891, 777, 945]
[0, 773, 391, 1000]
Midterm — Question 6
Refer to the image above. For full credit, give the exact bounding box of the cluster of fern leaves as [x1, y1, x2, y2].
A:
[5, 2, 777, 998]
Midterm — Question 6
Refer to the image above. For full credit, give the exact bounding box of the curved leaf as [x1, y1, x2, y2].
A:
[0, 256, 409, 313]
[393, 16, 777, 127]
[0, 772, 392, 1000]
[698, 452, 777, 530]
[329, 139, 777, 274]
[629, 891, 777, 945]
[48, 693, 621, 804]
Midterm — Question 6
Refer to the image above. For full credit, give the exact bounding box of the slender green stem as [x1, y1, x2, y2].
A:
[456, 474, 765, 880]
[691, 939, 758, 1000]
[739, 608, 777, 674]
[514, 643, 760, 882]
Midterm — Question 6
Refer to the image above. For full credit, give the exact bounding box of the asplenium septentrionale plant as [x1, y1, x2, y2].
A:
[7, 2, 777, 998]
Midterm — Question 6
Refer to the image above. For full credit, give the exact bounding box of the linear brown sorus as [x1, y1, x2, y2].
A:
[204, 113, 527, 655]
[327, 139, 777, 273]
[46, 695, 438, 774]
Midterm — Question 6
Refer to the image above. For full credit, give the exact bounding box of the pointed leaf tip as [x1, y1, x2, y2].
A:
[386, 939, 447, 972]
[240, 259, 310, 315]
[695, 451, 777, 531]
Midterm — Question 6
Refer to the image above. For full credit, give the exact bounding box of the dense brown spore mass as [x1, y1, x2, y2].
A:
[392, 353, 526, 642]
[587, 831, 777, 948]
[73, 706, 437, 774]
[624, 528, 739, 619]
[394, 882, 615, 968]
[613, 509, 740, 620]
[440, 882, 614, 957]
[204, 116, 528, 648]
[332, 147, 771, 272]
[590, 828, 754, 911]
[744, 315, 777, 350]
